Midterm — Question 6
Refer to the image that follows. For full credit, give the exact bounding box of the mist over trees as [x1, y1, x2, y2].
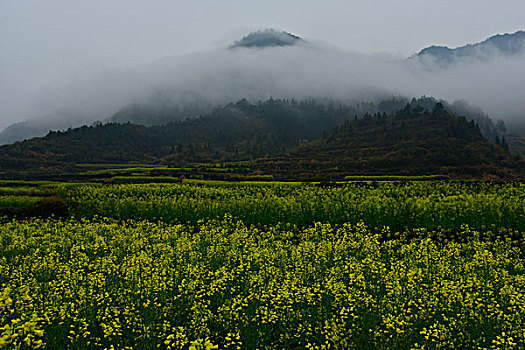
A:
[415, 30, 525, 67]
[1, 29, 524, 146]
[1, 98, 519, 174]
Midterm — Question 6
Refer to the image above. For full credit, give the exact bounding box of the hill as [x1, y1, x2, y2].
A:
[253, 103, 524, 180]
[0, 99, 522, 181]
[0, 99, 356, 171]
[2, 29, 524, 145]
[415, 30, 525, 66]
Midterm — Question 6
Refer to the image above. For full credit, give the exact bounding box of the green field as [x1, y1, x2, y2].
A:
[60, 181, 524, 231]
[0, 180, 524, 349]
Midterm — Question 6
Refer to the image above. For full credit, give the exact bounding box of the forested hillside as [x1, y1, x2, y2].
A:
[0, 99, 522, 180]
[0, 99, 355, 169]
[254, 103, 524, 180]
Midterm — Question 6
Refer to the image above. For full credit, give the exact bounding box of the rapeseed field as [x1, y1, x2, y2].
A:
[0, 181, 524, 349]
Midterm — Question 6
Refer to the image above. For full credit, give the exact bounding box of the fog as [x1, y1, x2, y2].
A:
[408, 53, 525, 120]
[1, 29, 525, 143]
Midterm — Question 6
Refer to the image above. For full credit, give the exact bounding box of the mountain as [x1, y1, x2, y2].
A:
[253, 103, 524, 180]
[2, 29, 524, 145]
[0, 99, 358, 170]
[415, 30, 525, 66]
[229, 29, 302, 49]
[2, 95, 514, 149]
[109, 95, 525, 158]
[0, 112, 93, 146]
[0, 29, 309, 144]
[0, 120, 52, 146]
[0, 99, 522, 180]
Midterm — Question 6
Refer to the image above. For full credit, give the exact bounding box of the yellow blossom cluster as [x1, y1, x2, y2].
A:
[61, 181, 524, 230]
[1, 214, 524, 349]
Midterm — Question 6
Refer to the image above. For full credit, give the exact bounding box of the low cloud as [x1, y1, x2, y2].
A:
[2, 31, 525, 140]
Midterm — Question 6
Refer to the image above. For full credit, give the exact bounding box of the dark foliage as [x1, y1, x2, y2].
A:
[0, 99, 522, 180]
[0, 99, 361, 169]
[254, 104, 525, 180]
[0, 197, 68, 219]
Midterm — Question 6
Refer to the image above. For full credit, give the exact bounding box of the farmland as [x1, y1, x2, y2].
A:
[0, 180, 524, 349]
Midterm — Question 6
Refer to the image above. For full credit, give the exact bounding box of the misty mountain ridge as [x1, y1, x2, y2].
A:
[110, 96, 510, 147]
[0, 99, 363, 171]
[1, 96, 519, 157]
[229, 29, 302, 49]
[254, 103, 524, 180]
[0, 100, 522, 180]
[1, 28, 524, 146]
[0, 111, 93, 146]
[415, 30, 525, 66]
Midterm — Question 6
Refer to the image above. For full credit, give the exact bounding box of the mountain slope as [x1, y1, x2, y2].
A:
[253, 104, 524, 180]
[1, 100, 522, 180]
[415, 30, 525, 66]
[0, 99, 357, 170]
[0, 112, 94, 146]
[107, 96, 511, 151]
[3, 29, 524, 145]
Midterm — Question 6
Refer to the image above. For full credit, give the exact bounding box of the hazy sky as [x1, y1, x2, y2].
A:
[1, 0, 524, 129]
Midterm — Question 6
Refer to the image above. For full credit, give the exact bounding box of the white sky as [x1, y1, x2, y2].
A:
[1, 0, 524, 128]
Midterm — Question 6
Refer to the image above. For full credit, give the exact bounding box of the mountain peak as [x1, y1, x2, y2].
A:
[229, 29, 302, 49]
[415, 30, 525, 64]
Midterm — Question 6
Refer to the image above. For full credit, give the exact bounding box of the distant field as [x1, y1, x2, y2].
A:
[0, 180, 524, 349]
[58, 181, 525, 231]
[343, 174, 448, 180]
[0, 195, 45, 208]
